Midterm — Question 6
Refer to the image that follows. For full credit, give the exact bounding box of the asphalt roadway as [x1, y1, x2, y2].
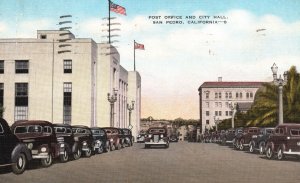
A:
[1, 141, 300, 183]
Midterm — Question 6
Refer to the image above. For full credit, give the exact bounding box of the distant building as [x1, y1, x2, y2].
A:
[0, 30, 141, 138]
[198, 78, 263, 132]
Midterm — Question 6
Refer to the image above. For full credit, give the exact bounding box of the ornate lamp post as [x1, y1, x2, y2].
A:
[213, 116, 220, 131]
[271, 63, 288, 124]
[127, 100, 135, 129]
[107, 88, 118, 127]
[229, 102, 237, 128]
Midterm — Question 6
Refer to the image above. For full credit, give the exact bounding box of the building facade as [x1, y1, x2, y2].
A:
[198, 78, 263, 132]
[0, 30, 141, 138]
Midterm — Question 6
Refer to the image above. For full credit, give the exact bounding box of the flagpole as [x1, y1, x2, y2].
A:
[108, 0, 111, 44]
[134, 40, 136, 71]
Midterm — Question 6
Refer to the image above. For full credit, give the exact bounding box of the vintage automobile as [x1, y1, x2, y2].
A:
[11, 120, 59, 167]
[53, 124, 78, 162]
[0, 118, 31, 174]
[102, 127, 122, 151]
[117, 128, 126, 148]
[90, 127, 108, 153]
[71, 125, 94, 158]
[232, 127, 244, 148]
[237, 127, 260, 151]
[169, 134, 179, 142]
[137, 131, 146, 143]
[265, 123, 300, 160]
[249, 127, 274, 154]
[121, 128, 133, 147]
[144, 127, 169, 148]
[221, 128, 235, 145]
[203, 131, 212, 143]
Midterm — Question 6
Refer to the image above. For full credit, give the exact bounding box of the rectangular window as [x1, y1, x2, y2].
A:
[15, 83, 28, 121]
[15, 60, 29, 73]
[0, 60, 4, 74]
[219, 102, 222, 108]
[206, 111, 209, 116]
[236, 92, 239, 98]
[225, 102, 229, 108]
[215, 102, 218, 107]
[219, 111, 222, 116]
[229, 92, 232, 98]
[205, 102, 209, 108]
[226, 111, 229, 116]
[215, 111, 218, 116]
[218, 92, 221, 99]
[64, 60, 72, 73]
[205, 92, 209, 99]
[0, 83, 3, 107]
[63, 82, 72, 124]
[229, 111, 233, 116]
[215, 92, 218, 99]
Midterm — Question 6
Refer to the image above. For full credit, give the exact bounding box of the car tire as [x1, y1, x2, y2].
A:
[277, 145, 285, 160]
[97, 145, 104, 154]
[111, 144, 116, 151]
[85, 148, 92, 157]
[41, 154, 53, 167]
[105, 141, 110, 152]
[60, 150, 69, 163]
[249, 141, 254, 153]
[165, 143, 169, 148]
[266, 146, 274, 159]
[239, 139, 244, 151]
[11, 153, 26, 174]
[73, 148, 82, 160]
[221, 138, 226, 145]
[259, 142, 265, 155]
[145, 144, 150, 149]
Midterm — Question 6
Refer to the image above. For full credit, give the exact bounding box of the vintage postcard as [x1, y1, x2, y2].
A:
[0, 0, 300, 182]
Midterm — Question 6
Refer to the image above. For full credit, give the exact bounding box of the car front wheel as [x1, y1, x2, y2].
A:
[277, 146, 285, 160]
[97, 145, 104, 154]
[266, 146, 274, 159]
[60, 150, 69, 163]
[12, 153, 27, 174]
[259, 142, 265, 155]
[239, 139, 244, 151]
[85, 148, 92, 157]
[41, 154, 53, 167]
[73, 148, 82, 160]
[249, 141, 254, 153]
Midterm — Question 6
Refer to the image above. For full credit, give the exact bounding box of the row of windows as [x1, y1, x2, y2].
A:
[0, 60, 73, 74]
[0, 82, 72, 123]
[205, 91, 254, 99]
[205, 102, 237, 108]
[205, 111, 233, 117]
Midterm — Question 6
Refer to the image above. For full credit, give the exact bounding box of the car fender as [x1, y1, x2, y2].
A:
[266, 141, 274, 151]
[72, 142, 79, 153]
[11, 143, 32, 163]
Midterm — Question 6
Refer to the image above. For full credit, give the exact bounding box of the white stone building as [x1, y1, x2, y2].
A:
[0, 30, 141, 137]
[198, 78, 263, 132]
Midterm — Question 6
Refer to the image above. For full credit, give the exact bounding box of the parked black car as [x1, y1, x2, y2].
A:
[117, 128, 126, 148]
[249, 127, 274, 154]
[91, 127, 108, 153]
[236, 127, 260, 151]
[53, 124, 79, 162]
[221, 128, 235, 145]
[121, 128, 133, 147]
[0, 118, 31, 174]
[72, 125, 94, 158]
[11, 120, 60, 167]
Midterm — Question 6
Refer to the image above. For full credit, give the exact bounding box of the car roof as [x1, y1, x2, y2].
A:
[71, 125, 90, 129]
[53, 123, 72, 127]
[12, 120, 53, 127]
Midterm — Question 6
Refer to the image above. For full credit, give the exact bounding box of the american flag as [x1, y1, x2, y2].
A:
[110, 1, 126, 16]
[135, 42, 145, 50]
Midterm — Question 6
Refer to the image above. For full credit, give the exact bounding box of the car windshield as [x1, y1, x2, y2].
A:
[123, 130, 130, 135]
[15, 125, 42, 134]
[55, 127, 66, 133]
[266, 129, 273, 134]
[290, 129, 300, 136]
[92, 129, 105, 135]
[149, 129, 165, 134]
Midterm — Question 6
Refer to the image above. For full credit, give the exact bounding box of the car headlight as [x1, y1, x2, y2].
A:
[252, 135, 257, 138]
[148, 134, 152, 138]
[138, 135, 141, 137]
[27, 143, 33, 150]
[160, 134, 164, 138]
[60, 143, 65, 148]
[110, 138, 113, 142]
[41, 147, 47, 152]
[83, 141, 87, 146]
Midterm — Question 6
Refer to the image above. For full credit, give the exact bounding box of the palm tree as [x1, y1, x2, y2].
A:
[246, 66, 300, 126]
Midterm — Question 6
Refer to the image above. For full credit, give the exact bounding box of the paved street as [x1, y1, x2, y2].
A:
[1, 142, 300, 183]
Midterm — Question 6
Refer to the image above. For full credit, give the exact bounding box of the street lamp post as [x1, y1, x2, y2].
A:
[214, 116, 220, 131]
[107, 88, 118, 127]
[229, 102, 237, 128]
[127, 100, 135, 129]
[271, 63, 288, 125]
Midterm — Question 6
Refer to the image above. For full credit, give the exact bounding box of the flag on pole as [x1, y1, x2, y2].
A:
[134, 42, 145, 50]
[110, 1, 126, 15]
